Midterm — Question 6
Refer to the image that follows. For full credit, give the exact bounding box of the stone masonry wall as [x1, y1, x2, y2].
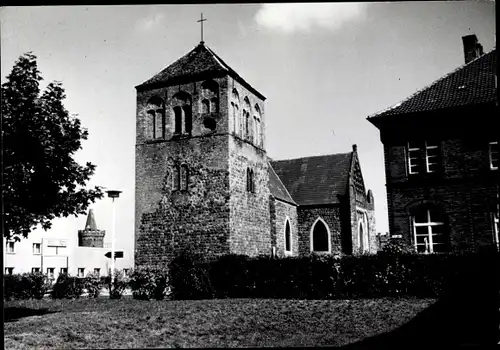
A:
[78, 230, 105, 248]
[297, 206, 342, 256]
[228, 78, 270, 257]
[274, 200, 299, 257]
[135, 76, 233, 268]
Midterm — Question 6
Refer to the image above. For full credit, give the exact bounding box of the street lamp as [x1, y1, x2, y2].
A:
[106, 190, 122, 281]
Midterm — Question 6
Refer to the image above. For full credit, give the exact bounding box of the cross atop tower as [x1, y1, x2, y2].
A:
[197, 13, 207, 44]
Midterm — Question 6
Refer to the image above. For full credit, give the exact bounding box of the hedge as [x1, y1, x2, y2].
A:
[3, 272, 51, 300]
[168, 249, 500, 300]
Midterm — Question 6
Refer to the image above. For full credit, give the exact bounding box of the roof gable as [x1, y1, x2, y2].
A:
[268, 163, 297, 205]
[368, 48, 496, 120]
[136, 42, 265, 100]
[271, 152, 353, 206]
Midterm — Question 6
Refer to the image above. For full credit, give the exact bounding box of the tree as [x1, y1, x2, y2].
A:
[2, 52, 103, 240]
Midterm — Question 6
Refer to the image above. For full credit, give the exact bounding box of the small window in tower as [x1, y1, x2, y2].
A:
[201, 99, 210, 114]
[210, 97, 218, 113]
[147, 110, 156, 139]
[183, 105, 192, 135]
[174, 107, 182, 134]
[180, 164, 189, 191]
[173, 165, 180, 191]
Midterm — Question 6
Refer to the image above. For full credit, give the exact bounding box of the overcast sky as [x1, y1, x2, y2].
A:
[1, 3, 495, 257]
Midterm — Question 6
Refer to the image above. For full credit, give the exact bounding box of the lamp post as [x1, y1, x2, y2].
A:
[106, 190, 122, 281]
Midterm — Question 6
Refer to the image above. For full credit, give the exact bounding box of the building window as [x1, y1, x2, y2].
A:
[47, 268, 55, 279]
[180, 164, 189, 191]
[173, 164, 180, 191]
[60, 268, 68, 275]
[94, 268, 101, 277]
[201, 99, 210, 114]
[146, 96, 165, 140]
[412, 207, 448, 253]
[358, 222, 364, 253]
[246, 168, 255, 193]
[183, 105, 192, 134]
[231, 89, 240, 136]
[489, 141, 498, 170]
[284, 218, 292, 254]
[174, 106, 182, 134]
[5, 267, 14, 275]
[407, 140, 441, 175]
[310, 218, 330, 253]
[32, 267, 40, 273]
[123, 268, 130, 277]
[33, 243, 41, 254]
[6, 241, 15, 253]
[77, 268, 85, 278]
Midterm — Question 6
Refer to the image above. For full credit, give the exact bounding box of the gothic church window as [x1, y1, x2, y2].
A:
[311, 218, 330, 253]
[285, 218, 292, 253]
[172, 91, 192, 135]
[254, 104, 262, 147]
[243, 97, 251, 141]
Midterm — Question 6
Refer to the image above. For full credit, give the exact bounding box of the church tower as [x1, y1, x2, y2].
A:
[134, 39, 270, 267]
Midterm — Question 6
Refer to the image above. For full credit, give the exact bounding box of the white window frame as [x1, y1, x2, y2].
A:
[60, 267, 68, 275]
[5, 267, 14, 275]
[94, 268, 100, 277]
[412, 209, 446, 254]
[33, 243, 41, 254]
[407, 140, 440, 175]
[6, 241, 15, 254]
[123, 268, 130, 277]
[284, 217, 292, 255]
[32, 267, 41, 273]
[77, 268, 85, 278]
[47, 267, 55, 279]
[310, 217, 332, 253]
[489, 141, 498, 170]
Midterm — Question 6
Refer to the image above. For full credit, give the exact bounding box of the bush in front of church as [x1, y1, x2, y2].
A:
[129, 267, 169, 300]
[168, 247, 214, 300]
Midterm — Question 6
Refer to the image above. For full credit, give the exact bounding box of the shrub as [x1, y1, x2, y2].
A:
[104, 269, 129, 299]
[83, 272, 102, 298]
[3, 273, 51, 300]
[168, 248, 214, 300]
[51, 274, 84, 299]
[129, 267, 169, 300]
[380, 238, 416, 255]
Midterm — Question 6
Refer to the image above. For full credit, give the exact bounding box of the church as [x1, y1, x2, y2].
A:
[134, 39, 376, 268]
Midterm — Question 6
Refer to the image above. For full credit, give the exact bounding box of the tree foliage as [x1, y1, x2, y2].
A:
[2, 52, 103, 240]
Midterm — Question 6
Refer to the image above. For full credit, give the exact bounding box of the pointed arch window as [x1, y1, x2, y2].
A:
[311, 218, 330, 253]
[254, 104, 262, 147]
[174, 106, 182, 134]
[358, 222, 364, 253]
[231, 89, 240, 136]
[183, 105, 192, 134]
[284, 218, 292, 254]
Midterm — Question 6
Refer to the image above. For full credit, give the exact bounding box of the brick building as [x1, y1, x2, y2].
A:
[134, 40, 376, 268]
[368, 35, 499, 253]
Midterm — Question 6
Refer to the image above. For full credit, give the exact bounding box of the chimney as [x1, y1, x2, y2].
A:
[462, 34, 484, 64]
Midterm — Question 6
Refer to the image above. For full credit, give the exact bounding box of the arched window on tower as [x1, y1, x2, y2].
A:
[201, 80, 219, 114]
[173, 164, 180, 191]
[180, 164, 189, 191]
[231, 89, 240, 136]
[146, 96, 164, 140]
[201, 99, 210, 114]
[246, 168, 255, 193]
[254, 104, 262, 147]
[172, 91, 192, 136]
[243, 97, 251, 140]
[311, 218, 330, 253]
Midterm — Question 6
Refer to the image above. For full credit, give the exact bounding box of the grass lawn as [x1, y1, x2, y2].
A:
[3, 297, 435, 348]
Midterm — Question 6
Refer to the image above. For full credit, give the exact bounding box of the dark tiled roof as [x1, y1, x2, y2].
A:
[136, 42, 265, 100]
[368, 48, 497, 120]
[271, 152, 353, 206]
[268, 163, 297, 205]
